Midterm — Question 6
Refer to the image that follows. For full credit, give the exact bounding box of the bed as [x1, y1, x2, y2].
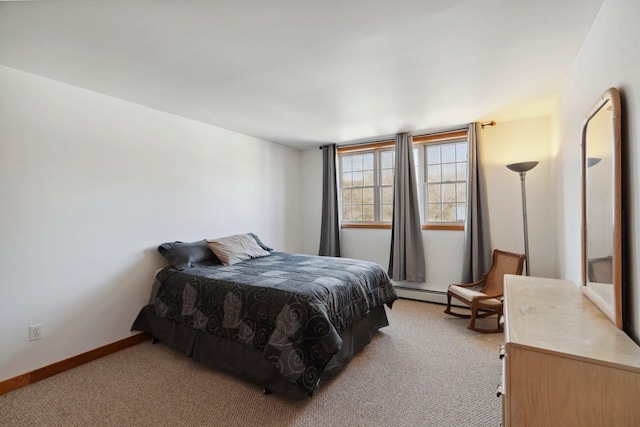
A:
[131, 234, 398, 399]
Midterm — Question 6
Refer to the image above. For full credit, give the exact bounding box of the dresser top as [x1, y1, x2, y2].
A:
[504, 275, 640, 371]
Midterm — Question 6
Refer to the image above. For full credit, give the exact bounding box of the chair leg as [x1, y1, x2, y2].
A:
[468, 307, 503, 334]
[444, 294, 472, 318]
[444, 293, 452, 314]
[469, 305, 478, 331]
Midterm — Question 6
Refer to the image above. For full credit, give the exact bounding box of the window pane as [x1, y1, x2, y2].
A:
[456, 162, 467, 181]
[342, 206, 351, 221]
[363, 170, 374, 186]
[363, 153, 374, 170]
[352, 155, 363, 172]
[427, 146, 440, 164]
[352, 188, 363, 204]
[342, 172, 353, 187]
[442, 203, 456, 221]
[380, 151, 394, 169]
[427, 184, 441, 203]
[363, 188, 374, 204]
[381, 186, 393, 204]
[442, 163, 456, 182]
[456, 143, 468, 162]
[441, 145, 456, 163]
[457, 203, 466, 221]
[382, 205, 393, 222]
[342, 189, 352, 204]
[342, 157, 352, 173]
[352, 205, 363, 221]
[428, 204, 442, 221]
[427, 165, 441, 183]
[353, 171, 365, 186]
[381, 169, 394, 186]
[363, 205, 374, 221]
[442, 183, 456, 202]
[456, 183, 466, 202]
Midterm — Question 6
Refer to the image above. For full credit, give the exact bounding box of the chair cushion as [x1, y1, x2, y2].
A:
[448, 285, 501, 308]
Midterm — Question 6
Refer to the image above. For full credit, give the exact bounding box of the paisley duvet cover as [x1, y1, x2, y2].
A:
[145, 252, 397, 394]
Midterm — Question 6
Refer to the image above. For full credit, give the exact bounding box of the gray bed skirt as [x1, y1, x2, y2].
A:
[132, 304, 390, 399]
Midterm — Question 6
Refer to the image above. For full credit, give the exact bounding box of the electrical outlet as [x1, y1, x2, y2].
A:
[29, 324, 43, 341]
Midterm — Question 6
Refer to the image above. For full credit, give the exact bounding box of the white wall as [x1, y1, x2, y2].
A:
[300, 148, 323, 256]
[0, 66, 301, 382]
[554, 0, 640, 342]
[483, 116, 556, 279]
[299, 116, 556, 301]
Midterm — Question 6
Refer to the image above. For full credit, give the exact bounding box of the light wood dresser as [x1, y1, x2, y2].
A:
[500, 275, 640, 427]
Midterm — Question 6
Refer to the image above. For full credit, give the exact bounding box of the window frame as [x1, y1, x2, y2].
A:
[337, 130, 468, 230]
[338, 141, 395, 228]
[413, 131, 468, 231]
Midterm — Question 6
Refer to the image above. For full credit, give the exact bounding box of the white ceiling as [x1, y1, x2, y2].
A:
[0, 0, 604, 149]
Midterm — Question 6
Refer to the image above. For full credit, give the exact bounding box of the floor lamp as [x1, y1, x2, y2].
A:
[506, 161, 538, 276]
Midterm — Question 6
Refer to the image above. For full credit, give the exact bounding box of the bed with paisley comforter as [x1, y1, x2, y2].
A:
[132, 244, 397, 399]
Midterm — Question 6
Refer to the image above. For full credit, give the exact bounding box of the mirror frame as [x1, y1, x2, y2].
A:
[581, 87, 623, 329]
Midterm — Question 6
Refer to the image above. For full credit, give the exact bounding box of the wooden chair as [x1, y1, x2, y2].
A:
[444, 249, 526, 333]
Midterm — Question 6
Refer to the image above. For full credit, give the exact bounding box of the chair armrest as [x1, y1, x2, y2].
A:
[450, 274, 487, 289]
[473, 293, 502, 301]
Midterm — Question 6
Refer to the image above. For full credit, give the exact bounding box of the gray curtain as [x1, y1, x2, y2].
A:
[319, 144, 341, 257]
[461, 123, 492, 282]
[389, 133, 425, 281]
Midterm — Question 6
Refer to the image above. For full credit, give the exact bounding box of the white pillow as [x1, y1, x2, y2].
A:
[206, 233, 270, 266]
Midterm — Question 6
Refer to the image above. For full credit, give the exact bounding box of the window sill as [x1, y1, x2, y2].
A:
[341, 223, 391, 229]
[340, 223, 464, 231]
[422, 224, 464, 231]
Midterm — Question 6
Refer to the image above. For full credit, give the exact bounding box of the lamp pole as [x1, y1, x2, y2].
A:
[506, 161, 538, 276]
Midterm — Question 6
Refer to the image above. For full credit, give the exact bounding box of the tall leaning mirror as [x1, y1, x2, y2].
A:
[581, 87, 623, 329]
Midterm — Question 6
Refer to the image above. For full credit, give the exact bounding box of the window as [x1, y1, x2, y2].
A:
[338, 131, 467, 229]
[339, 142, 394, 226]
[420, 140, 468, 224]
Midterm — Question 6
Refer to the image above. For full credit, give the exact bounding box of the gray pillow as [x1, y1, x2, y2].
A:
[158, 240, 220, 270]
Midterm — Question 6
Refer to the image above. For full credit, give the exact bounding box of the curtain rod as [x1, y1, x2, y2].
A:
[413, 125, 469, 138]
[318, 121, 497, 150]
[319, 124, 473, 150]
[319, 136, 394, 150]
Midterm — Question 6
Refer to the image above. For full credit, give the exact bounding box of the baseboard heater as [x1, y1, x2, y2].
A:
[394, 287, 448, 305]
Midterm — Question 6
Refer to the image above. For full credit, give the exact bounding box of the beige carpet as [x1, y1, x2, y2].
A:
[0, 299, 504, 426]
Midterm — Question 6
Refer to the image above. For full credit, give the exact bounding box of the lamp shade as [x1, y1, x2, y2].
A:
[506, 161, 539, 173]
[587, 157, 601, 168]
